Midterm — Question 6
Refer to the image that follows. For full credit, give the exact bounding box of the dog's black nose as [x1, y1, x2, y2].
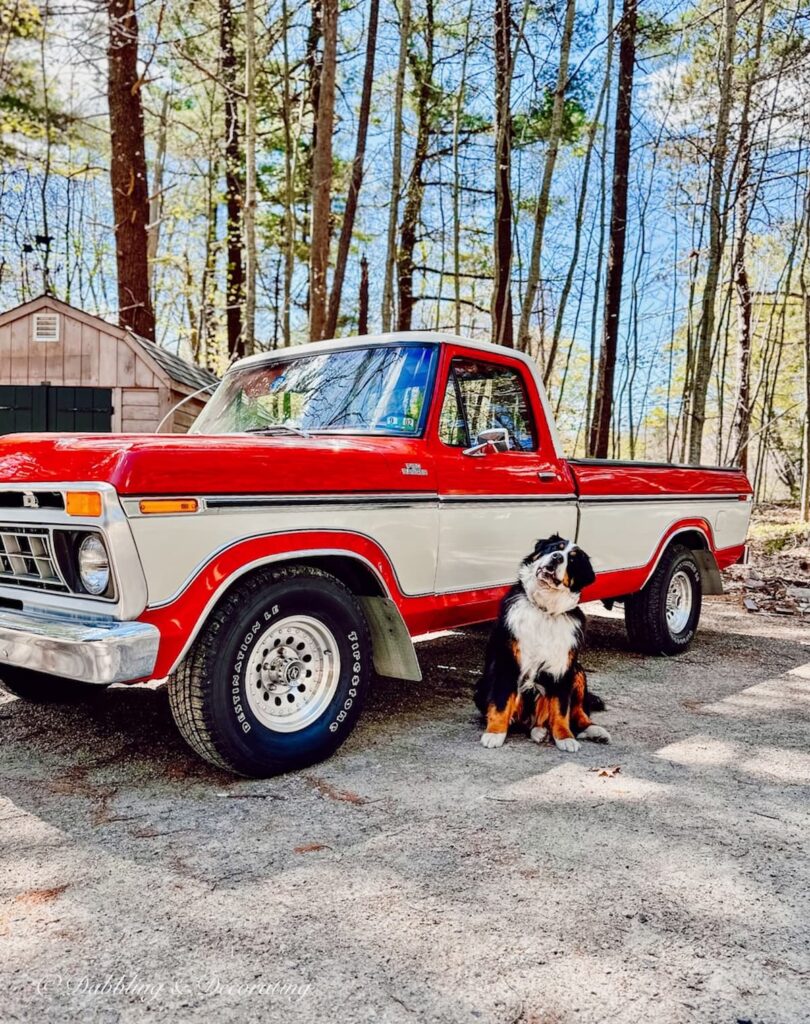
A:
[549, 552, 564, 566]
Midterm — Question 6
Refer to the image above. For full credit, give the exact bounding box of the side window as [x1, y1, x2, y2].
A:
[438, 358, 536, 451]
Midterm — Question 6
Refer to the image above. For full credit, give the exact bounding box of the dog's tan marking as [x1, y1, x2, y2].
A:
[569, 666, 593, 734]
[485, 692, 523, 735]
[547, 696, 575, 743]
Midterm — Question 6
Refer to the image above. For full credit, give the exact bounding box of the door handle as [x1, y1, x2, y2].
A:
[538, 471, 557, 482]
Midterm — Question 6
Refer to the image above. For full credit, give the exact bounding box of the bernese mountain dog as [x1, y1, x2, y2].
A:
[475, 535, 610, 752]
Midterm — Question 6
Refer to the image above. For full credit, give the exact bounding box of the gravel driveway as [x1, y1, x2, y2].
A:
[1, 597, 809, 1024]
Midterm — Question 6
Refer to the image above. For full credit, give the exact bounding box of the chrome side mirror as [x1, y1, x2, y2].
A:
[463, 427, 510, 457]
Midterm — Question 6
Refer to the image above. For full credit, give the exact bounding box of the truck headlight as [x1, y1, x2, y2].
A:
[78, 534, 110, 595]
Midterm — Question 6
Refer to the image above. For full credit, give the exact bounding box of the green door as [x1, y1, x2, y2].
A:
[46, 387, 113, 432]
[0, 386, 112, 435]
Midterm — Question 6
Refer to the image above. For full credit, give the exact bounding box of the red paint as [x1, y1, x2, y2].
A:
[0, 433, 436, 497]
[570, 461, 751, 498]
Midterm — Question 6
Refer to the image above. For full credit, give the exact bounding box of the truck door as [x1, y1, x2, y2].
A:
[430, 348, 577, 594]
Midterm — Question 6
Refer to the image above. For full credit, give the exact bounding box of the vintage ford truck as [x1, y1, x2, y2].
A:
[0, 333, 751, 775]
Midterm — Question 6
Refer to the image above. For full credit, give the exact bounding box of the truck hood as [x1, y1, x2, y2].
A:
[0, 433, 436, 496]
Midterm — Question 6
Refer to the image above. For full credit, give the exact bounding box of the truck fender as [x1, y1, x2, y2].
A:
[359, 596, 422, 682]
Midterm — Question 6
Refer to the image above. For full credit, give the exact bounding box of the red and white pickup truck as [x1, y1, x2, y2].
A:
[0, 333, 751, 775]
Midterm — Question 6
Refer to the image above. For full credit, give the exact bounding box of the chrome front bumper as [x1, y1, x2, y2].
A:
[0, 609, 159, 684]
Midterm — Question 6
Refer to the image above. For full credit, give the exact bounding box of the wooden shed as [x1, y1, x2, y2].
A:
[0, 295, 218, 435]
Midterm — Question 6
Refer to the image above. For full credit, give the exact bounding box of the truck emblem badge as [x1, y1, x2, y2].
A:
[402, 463, 428, 477]
[22, 492, 39, 509]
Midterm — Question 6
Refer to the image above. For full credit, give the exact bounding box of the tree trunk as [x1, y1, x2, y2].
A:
[220, 0, 244, 359]
[687, 0, 736, 463]
[452, 0, 474, 336]
[147, 91, 170, 294]
[280, 0, 294, 347]
[801, 185, 810, 521]
[588, 0, 636, 458]
[325, 0, 379, 338]
[243, 0, 257, 355]
[492, 0, 514, 346]
[730, 2, 764, 472]
[107, 0, 155, 340]
[308, 0, 337, 341]
[546, 0, 613, 386]
[358, 254, 370, 335]
[397, 0, 435, 332]
[381, 0, 411, 332]
[516, 0, 576, 353]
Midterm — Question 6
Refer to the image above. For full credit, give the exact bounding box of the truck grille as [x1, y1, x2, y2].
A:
[0, 526, 68, 593]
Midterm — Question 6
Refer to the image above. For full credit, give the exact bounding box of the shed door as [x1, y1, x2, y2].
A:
[0, 386, 112, 434]
[0, 386, 47, 433]
[47, 387, 113, 432]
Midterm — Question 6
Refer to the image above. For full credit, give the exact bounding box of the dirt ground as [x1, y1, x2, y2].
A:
[1, 592, 809, 1024]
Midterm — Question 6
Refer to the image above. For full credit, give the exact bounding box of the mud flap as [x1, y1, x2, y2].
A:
[359, 596, 422, 681]
[693, 549, 724, 596]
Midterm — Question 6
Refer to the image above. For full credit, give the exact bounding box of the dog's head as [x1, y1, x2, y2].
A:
[518, 535, 596, 614]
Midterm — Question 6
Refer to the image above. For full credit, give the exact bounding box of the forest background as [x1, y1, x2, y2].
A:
[1, 0, 809, 509]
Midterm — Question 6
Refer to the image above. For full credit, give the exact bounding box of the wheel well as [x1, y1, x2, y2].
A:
[666, 528, 723, 595]
[210, 554, 420, 682]
[671, 528, 709, 553]
[232, 554, 388, 600]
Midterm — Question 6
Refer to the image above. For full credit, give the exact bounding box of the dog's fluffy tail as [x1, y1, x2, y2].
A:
[584, 690, 605, 714]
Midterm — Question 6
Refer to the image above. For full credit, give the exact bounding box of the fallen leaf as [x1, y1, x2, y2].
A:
[589, 765, 621, 778]
[305, 776, 368, 805]
[15, 885, 69, 905]
[294, 843, 331, 854]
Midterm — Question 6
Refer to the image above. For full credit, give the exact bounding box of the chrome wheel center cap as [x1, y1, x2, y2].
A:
[246, 614, 342, 733]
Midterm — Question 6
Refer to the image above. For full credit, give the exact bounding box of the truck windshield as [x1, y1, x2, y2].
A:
[190, 344, 438, 436]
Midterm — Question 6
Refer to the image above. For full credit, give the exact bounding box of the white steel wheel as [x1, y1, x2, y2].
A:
[665, 569, 693, 634]
[245, 615, 341, 733]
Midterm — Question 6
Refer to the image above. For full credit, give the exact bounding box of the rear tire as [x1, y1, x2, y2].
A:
[624, 544, 702, 656]
[168, 565, 372, 777]
[0, 666, 105, 703]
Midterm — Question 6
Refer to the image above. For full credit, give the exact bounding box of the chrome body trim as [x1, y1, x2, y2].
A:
[0, 482, 148, 620]
[0, 608, 159, 684]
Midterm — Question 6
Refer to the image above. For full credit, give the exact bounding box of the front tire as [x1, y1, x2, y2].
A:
[0, 666, 106, 703]
[624, 544, 702, 656]
[168, 565, 372, 777]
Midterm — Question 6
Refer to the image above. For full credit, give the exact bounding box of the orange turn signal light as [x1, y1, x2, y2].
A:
[65, 491, 102, 517]
[139, 498, 199, 515]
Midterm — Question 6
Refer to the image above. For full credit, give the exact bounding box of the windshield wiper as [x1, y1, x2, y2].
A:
[242, 424, 311, 438]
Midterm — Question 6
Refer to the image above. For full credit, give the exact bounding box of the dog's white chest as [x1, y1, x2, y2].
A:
[505, 596, 577, 686]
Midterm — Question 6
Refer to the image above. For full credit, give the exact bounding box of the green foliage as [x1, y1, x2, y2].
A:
[512, 93, 588, 148]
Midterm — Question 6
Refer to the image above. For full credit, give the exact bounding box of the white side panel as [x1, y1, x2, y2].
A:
[576, 499, 750, 574]
[129, 504, 439, 606]
[435, 501, 578, 592]
[714, 503, 751, 549]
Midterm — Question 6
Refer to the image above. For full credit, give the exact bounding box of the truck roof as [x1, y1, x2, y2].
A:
[232, 331, 534, 372]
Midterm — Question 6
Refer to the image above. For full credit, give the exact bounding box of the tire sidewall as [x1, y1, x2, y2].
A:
[658, 551, 702, 653]
[205, 575, 369, 773]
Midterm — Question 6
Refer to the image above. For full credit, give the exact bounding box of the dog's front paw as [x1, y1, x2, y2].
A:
[577, 724, 611, 744]
[554, 736, 580, 753]
[481, 731, 507, 749]
[530, 726, 548, 744]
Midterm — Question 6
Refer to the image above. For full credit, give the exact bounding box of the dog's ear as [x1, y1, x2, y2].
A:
[533, 534, 560, 553]
[568, 547, 596, 593]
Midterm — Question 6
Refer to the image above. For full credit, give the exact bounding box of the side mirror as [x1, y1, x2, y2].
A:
[463, 427, 510, 457]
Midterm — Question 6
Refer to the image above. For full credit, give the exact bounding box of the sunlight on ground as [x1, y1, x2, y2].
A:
[495, 760, 670, 804]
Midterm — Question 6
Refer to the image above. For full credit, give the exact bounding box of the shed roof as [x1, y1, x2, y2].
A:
[131, 334, 219, 392]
